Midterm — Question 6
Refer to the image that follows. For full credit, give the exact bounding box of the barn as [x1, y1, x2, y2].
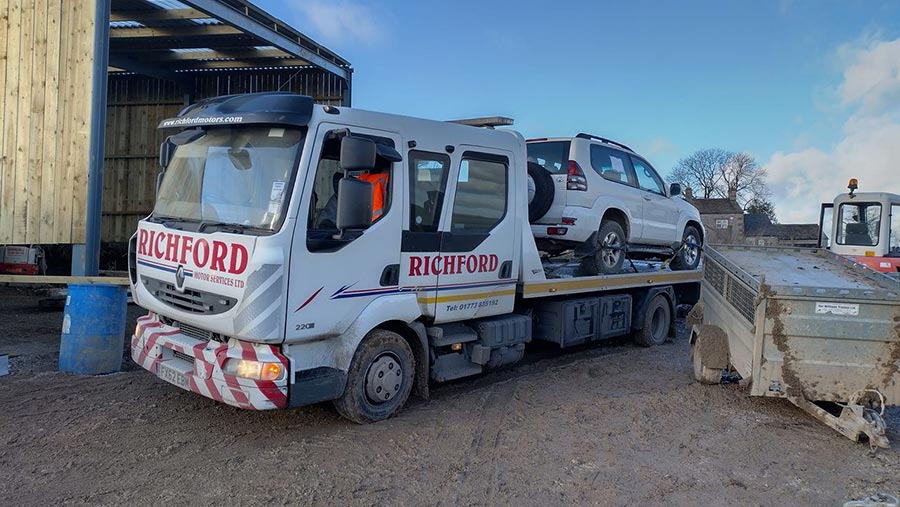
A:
[0, 0, 351, 275]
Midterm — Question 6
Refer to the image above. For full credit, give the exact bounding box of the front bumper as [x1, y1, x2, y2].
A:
[131, 313, 288, 410]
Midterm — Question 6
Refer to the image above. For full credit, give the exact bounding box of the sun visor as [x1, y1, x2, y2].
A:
[159, 93, 315, 129]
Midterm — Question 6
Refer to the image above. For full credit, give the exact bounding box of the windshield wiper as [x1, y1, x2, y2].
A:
[197, 221, 247, 234]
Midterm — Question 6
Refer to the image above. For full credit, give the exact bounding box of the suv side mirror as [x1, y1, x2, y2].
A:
[336, 178, 373, 230]
[340, 136, 376, 171]
[669, 182, 682, 196]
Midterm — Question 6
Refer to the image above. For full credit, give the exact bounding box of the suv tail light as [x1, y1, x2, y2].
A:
[567, 160, 588, 191]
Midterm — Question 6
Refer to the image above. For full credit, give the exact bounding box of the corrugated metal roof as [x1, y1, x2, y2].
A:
[109, 0, 351, 79]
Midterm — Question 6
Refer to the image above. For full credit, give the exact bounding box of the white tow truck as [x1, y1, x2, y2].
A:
[129, 93, 702, 423]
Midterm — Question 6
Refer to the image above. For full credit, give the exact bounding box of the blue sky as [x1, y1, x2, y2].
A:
[256, 0, 900, 222]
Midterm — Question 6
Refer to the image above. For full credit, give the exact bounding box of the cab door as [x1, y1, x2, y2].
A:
[286, 123, 403, 340]
[431, 147, 519, 322]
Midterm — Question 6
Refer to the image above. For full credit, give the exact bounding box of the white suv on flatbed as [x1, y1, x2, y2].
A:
[526, 133, 703, 274]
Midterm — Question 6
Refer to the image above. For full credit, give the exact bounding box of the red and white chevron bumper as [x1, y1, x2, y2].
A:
[131, 313, 288, 410]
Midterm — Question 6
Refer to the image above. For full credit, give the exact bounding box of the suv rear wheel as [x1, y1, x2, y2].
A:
[582, 220, 626, 275]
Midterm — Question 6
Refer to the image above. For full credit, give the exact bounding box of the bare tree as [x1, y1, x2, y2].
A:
[669, 149, 730, 198]
[668, 149, 776, 218]
[718, 152, 768, 207]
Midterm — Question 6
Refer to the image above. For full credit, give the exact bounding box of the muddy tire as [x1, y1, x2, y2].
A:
[634, 294, 671, 347]
[690, 325, 727, 385]
[334, 329, 415, 424]
[671, 225, 702, 271]
[527, 162, 554, 222]
[582, 220, 626, 275]
[691, 340, 722, 384]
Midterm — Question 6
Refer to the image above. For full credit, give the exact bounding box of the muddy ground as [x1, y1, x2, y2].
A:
[0, 286, 898, 506]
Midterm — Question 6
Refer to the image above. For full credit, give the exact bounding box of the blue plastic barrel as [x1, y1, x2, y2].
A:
[59, 283, 128, 375]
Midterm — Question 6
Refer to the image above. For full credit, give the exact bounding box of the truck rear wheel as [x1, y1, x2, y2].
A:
[334, 329, 415, 424]
[633, 294, 671, 347]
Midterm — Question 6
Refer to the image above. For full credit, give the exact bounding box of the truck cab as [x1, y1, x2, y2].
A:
[819, 179, 900, 273]
[130, 93, 701, 423]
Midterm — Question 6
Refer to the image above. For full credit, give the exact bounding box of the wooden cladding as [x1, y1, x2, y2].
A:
[0, 0, 96, 244]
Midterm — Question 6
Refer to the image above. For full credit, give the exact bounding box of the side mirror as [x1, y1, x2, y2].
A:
[340, 136, 376, 171]
[159, 129, 205, 169]
[669, 182, 682, 196]
[336, 178, 373, 230]
[160, 139, 176, 170]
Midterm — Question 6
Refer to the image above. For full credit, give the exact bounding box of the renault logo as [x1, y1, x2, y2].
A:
[175, 265, 186, 291]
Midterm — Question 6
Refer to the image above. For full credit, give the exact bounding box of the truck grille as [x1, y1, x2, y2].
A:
[178, 322, 212, 342]
[173, 350, 194, 363]
[159, 317, 225, 343]
[142, 276, 236, 315]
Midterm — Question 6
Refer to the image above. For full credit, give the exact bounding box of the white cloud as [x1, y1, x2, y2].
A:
[292, 1, 385, 46]
[836, 36, 900, 111]
[765, 36, 900, 224]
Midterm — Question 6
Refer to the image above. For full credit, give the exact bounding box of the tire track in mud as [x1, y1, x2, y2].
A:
[437, 381, 517, 507]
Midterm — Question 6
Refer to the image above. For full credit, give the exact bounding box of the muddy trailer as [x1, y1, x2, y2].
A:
[689, 245, 900, 448]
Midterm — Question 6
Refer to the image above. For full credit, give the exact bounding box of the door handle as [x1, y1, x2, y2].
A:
[643, 196, 652, 201]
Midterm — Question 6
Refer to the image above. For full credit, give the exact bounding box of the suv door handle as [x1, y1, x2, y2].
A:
[643, 196, 652, 201]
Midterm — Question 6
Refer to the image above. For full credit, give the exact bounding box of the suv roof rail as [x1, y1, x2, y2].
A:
[448, 116, 515, 129]
[575, 133, 634, 153]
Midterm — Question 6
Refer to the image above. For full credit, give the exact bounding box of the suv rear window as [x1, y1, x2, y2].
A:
[591, 145, 635, 186]
[526, 141, 570, 174]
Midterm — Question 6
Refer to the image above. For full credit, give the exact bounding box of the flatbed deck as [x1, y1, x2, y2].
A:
[520, 257, 702, 298]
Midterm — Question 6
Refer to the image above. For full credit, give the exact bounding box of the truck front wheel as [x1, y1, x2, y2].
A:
[334, 329, 415, 424]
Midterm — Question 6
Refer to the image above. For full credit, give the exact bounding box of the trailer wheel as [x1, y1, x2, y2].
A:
[690, 325, 727, 385]
[527, 162, 554, 222]
[691, 341, 723, 385]
[634, 294, 671, 347]
[582, 220, 627, 275]
[334, 329, 415, 424]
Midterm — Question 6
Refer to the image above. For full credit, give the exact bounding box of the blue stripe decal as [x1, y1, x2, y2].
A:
[330, 280, 516, 300]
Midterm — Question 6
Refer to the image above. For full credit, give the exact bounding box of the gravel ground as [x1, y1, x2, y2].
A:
[0, 286, 898, 506]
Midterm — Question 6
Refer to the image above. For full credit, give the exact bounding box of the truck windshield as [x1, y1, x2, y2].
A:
[153, 126, 305, 232]
[836, 202, 881, 246]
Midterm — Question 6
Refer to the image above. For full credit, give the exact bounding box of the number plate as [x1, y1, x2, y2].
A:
[158, 362, 191, 390]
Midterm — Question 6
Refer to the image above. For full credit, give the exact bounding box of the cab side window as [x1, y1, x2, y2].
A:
[308, 131, 394, 231]
[409, 151, 450, 232]
[450, 153, 508, 233]
[631, 157, 665, 195]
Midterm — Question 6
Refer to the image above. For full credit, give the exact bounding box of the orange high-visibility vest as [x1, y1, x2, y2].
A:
[358, 172, 389, 221]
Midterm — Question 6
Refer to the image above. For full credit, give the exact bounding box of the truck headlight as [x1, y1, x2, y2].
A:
[222, 359, 285, 381]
